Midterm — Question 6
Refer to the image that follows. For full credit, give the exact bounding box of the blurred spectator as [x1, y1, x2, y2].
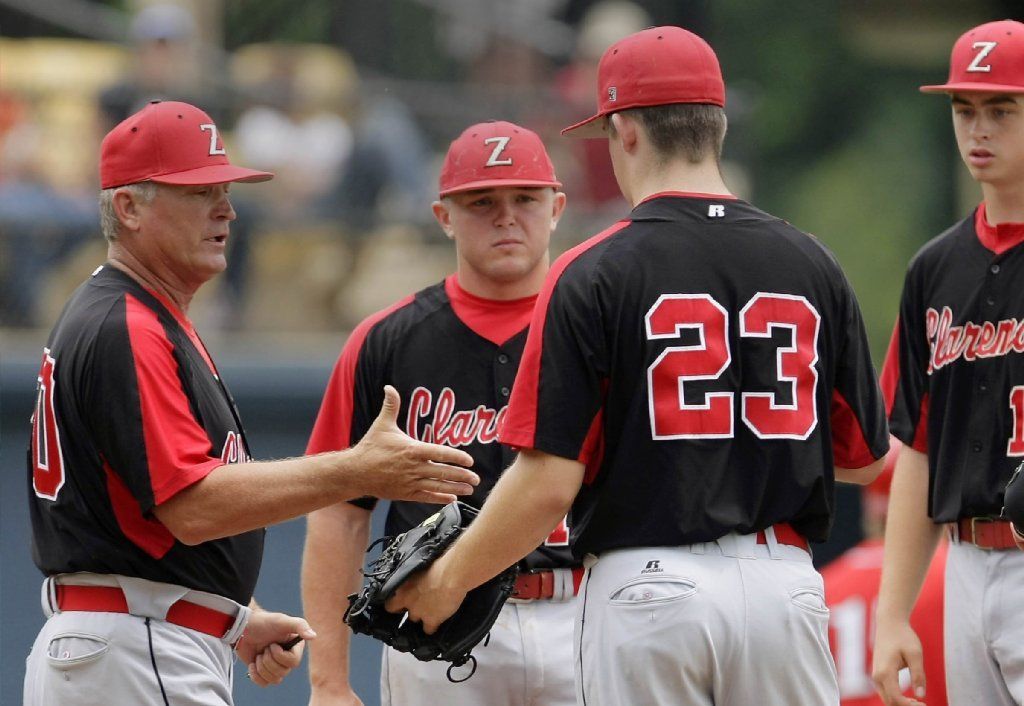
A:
[98, 3, 219, 129]
[554, 1, 649, 217]
[822, 439, 948, 706]
[233, 44, 355, 223]
[232, 43, 432, 325]
[0, 91, 98, 327]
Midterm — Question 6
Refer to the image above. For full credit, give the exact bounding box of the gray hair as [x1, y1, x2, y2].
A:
[98, 182, 157, 242]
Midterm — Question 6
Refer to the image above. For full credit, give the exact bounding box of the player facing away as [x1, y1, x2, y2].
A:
[302, 121, 574, 706]
[873, 19, 1024, 706]
[385, 26, 890, 706]
[23, 101, 478, 706]
[823, 438, 948, 706]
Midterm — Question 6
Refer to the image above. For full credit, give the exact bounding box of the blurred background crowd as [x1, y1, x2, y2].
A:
[1, 2, 1022, 704]
[0, 0, 1016, 352]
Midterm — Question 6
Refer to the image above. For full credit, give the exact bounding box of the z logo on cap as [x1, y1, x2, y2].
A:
[967, 41, 997, 73]
[483, 136, 513, 167]
[199, 123, 227, 156]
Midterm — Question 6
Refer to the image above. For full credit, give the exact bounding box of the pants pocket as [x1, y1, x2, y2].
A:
[789, 587, 829, 617]
[45, 632, 109, 670]
[608, 576, 697, 606]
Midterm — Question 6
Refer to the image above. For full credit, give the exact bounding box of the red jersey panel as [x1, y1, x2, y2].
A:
[882, 205, 1024, 520]
[28, 265, 262, 604]
[307, 276, 576, 570]
[501, 195, 889, 556]
[823, 540, 948, 706]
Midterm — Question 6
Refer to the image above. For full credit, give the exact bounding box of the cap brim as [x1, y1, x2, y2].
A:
[440, 179, 562, 198]
[561, 113, 608, 138]
[149, 164, 274, 185]
[920, 82, 1024, 94]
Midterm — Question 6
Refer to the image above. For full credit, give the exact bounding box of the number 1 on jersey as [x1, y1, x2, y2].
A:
[1008, 386, 1024, 456]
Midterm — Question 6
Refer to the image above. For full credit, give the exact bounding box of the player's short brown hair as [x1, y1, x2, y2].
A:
[610, 103, 727, 165]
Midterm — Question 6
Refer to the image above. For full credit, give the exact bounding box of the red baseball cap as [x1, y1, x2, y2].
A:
[100, 101, 273, 189]
[438, 121, 561, 198]
[921, 20, 1024, 94]
[562, 25, 725, 138]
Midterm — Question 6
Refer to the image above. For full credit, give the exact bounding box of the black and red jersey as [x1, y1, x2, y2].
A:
[501, 194, 889, 557]
[883, 204, 1024, 521]
[307, 275, 576, 570]
[28, 265, 262, 604]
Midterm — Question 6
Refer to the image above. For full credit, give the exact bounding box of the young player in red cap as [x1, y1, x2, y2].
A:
[823, 438, 948, 706]
[23, 100, 478, 706]
[302, 121, 575, 706]
[386, 26, 889, 706]
[874, 19, 1024, 706]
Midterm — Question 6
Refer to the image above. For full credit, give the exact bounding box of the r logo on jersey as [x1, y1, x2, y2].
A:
[967, 41, 997, 73]
[708, 205, 725, 218]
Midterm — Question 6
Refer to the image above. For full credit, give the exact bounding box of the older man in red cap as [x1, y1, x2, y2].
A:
[302, 120, 573, 706]
[23, 100, 479, 706]
[874, 19, 1024, 706]
[388, 26, 888, 706]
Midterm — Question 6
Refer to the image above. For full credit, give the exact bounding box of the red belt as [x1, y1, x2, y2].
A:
[55, 584, 235, 638]
[511, 567, 585, 600]
[755, 523, 809, 551]
[951, 517, 1019, 550]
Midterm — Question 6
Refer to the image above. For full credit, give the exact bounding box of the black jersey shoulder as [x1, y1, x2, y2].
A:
[905, 209, 982, 277]
[356, 281, 451, 356]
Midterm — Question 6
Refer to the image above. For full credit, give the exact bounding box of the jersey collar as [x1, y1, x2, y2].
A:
[975, 201, 1024, 256]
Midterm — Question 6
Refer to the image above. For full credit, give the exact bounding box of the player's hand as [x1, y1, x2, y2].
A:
[308, 686, 365, 706]
[235, 609, 316, 687]
[384, 554, 468, 635]
[349, 385, 479, 504]
[871, 618, 927, 706]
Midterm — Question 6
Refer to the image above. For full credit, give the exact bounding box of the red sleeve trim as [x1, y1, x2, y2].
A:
[912, 393, 929, 453]
[306, 294, 417, 454]
[500, 221, 629, 450]
[125, 294, 223, 505]
[830, 389, 879, 468]
[880, 319, 901, 416]
[104, 460, 175, 559]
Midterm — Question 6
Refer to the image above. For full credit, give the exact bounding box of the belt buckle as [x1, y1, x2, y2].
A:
[970, 517, 995, 550]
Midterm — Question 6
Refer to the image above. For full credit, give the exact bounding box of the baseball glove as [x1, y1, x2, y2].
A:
[344, 501, 519, 681]
[1003, 460, 1024, 535]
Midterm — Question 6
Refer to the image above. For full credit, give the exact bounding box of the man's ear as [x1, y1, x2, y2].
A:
[431, 200, 455, 240]
[112, 188, 145, 234]
[550, 191, 568, 231]
[609, 113, 638, 154]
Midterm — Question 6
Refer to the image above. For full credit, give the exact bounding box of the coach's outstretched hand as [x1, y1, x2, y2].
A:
[237, 609, 316, 687]
[350, 385, 478, 504]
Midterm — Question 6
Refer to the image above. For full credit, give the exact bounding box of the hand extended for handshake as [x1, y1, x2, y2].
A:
[346, 385, 479, 504]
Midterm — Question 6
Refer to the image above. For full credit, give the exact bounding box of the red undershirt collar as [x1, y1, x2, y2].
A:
[444, 274, 537, 346]
[975, 201, 1024, 256]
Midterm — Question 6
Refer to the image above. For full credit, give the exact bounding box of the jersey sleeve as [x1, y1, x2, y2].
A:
[87, 294, 223, 514]
[880, 266, 930, 452]
[501, 245, 611, 462]
[830, 276, 890, 468]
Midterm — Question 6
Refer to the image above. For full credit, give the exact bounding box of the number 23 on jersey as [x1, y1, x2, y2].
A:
[646, 292, 821, 440]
